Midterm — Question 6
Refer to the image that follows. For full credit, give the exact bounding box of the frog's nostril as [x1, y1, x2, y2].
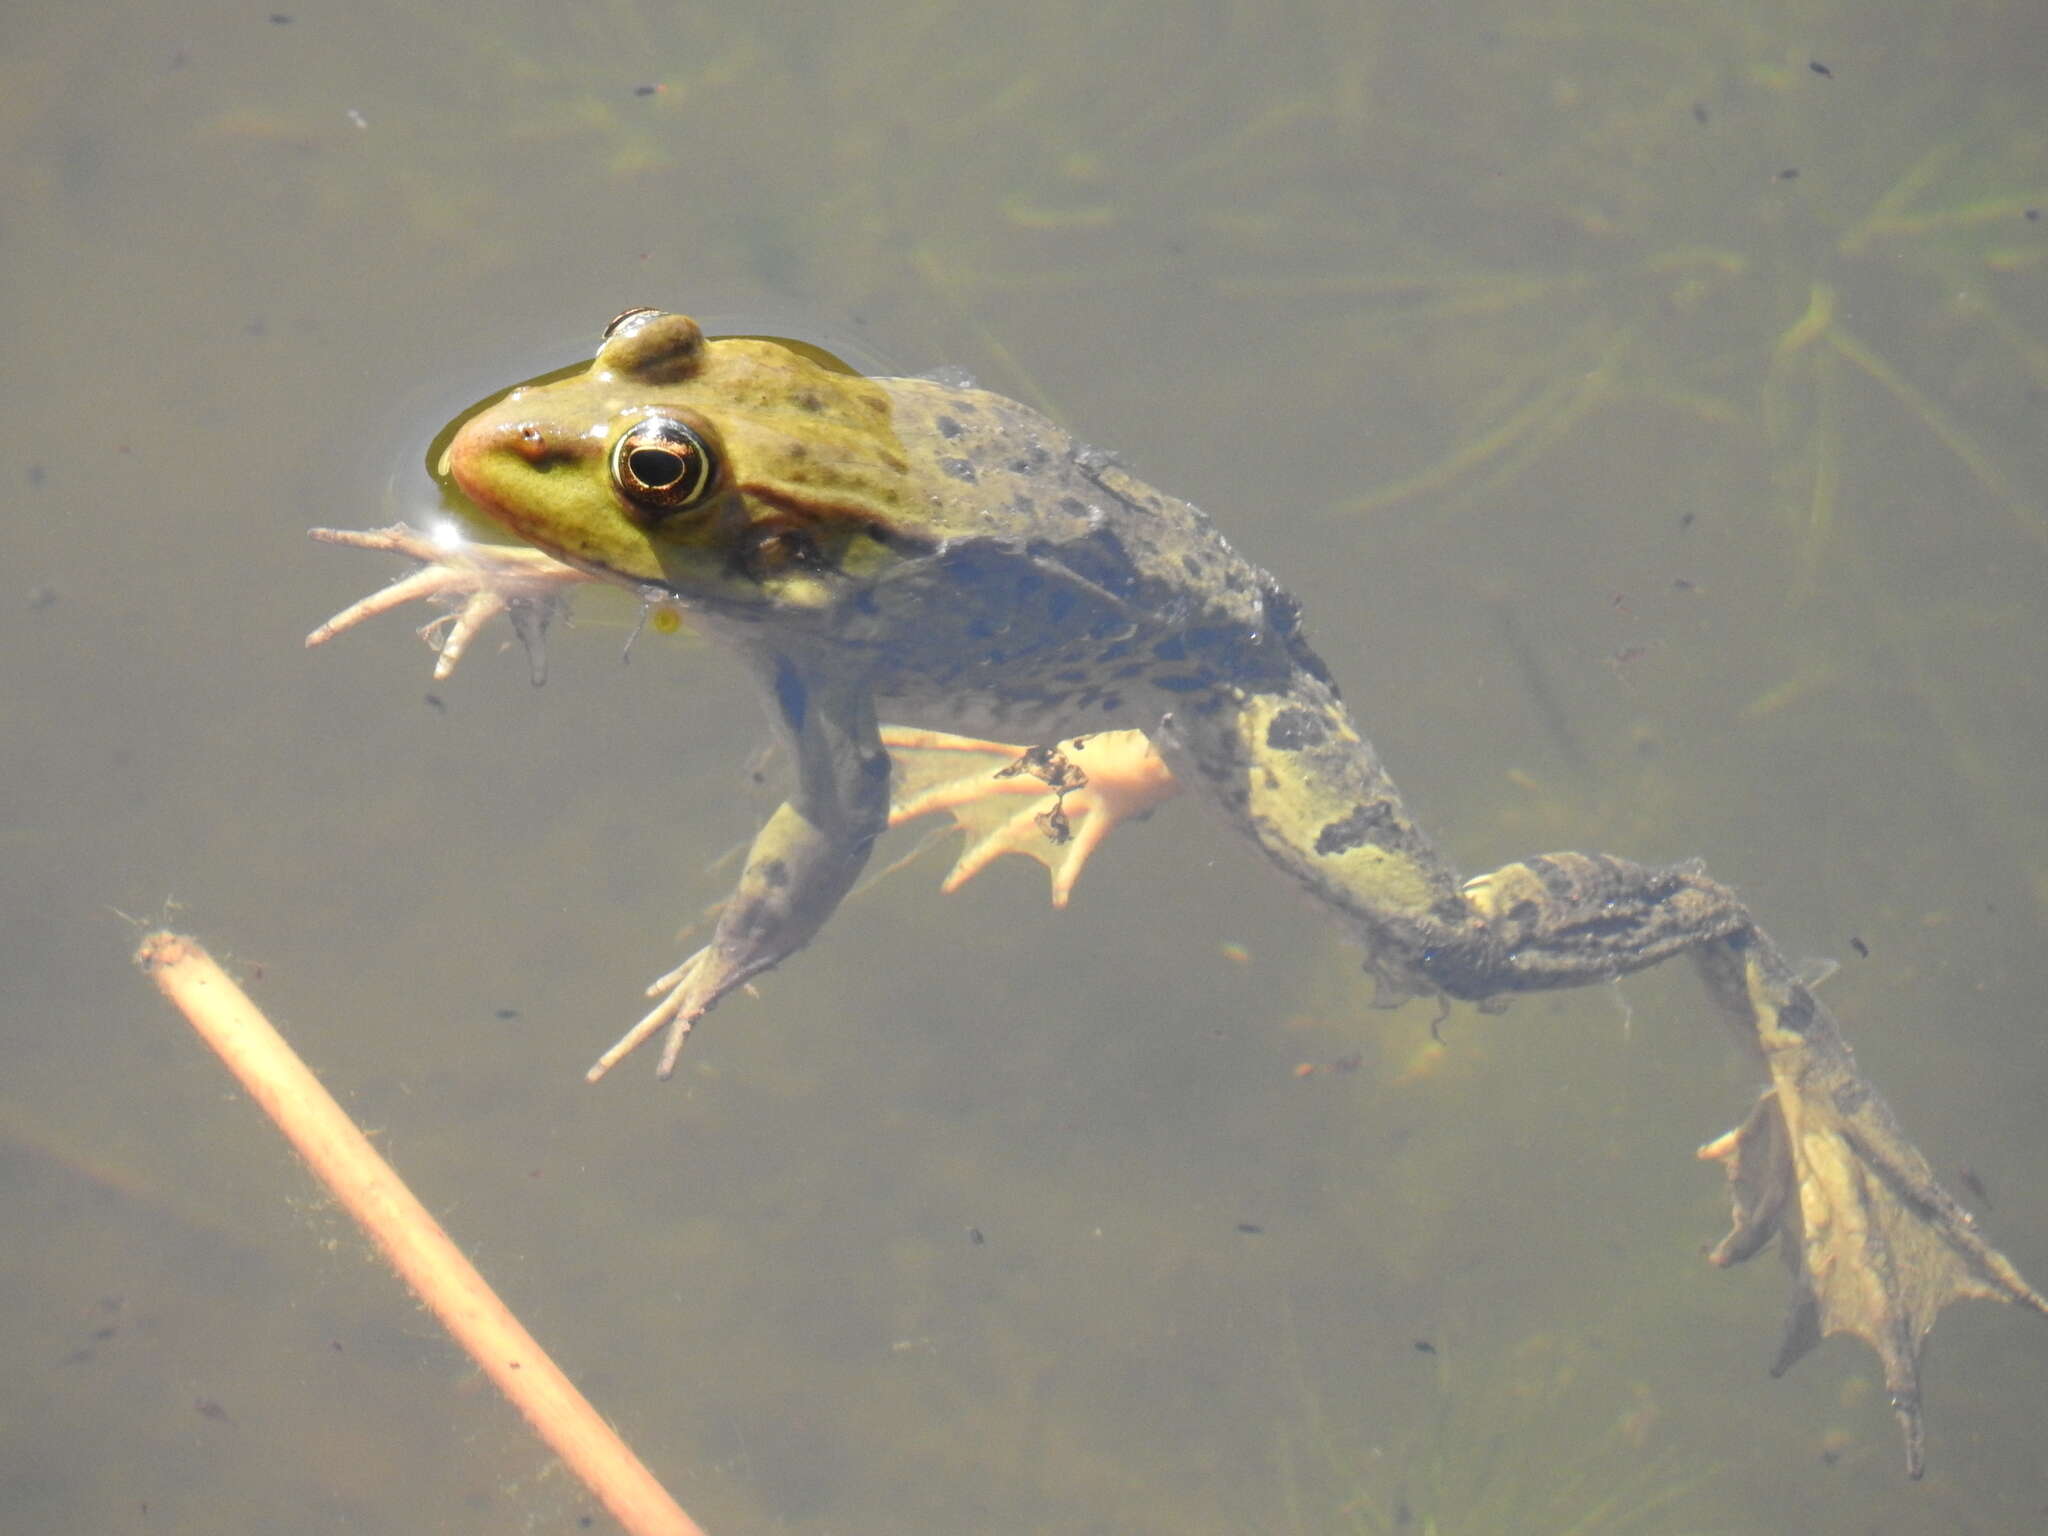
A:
[511, 422, 550, 464]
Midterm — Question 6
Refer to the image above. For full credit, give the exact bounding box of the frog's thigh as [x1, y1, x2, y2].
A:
[1186, 688, 1462, 925]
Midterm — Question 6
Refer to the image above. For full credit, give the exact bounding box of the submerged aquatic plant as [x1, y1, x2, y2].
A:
[1272, 1329, 1723, 1536]
[1246, 43, 2044, 571]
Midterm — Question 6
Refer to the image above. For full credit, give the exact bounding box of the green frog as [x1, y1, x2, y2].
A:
[309, 307, 2043, 1476]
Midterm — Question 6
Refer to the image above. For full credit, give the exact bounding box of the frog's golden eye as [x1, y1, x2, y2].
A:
[610, 415, 719, 516]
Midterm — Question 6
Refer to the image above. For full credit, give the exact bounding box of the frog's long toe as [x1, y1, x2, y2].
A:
[306, 561, 480, 650]
[418, 590, 517, 679]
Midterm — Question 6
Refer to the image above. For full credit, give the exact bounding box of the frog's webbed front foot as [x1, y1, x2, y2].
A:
[586, 944, 740, 1083]
[1433, 852, 2048, 1476]
[884, 727, 1180, 905]
[584, 791, 883, 1080]
[306, 523, 594, 683]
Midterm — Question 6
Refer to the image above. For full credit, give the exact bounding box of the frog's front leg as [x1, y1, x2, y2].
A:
[588, 657, 891, 1081]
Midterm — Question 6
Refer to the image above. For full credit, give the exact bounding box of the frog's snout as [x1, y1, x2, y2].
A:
[447, 415, 546, 479]
[445, 412, 587, 510]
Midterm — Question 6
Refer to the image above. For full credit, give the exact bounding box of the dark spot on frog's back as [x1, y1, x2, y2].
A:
[1045, 526, 1141, 600]
[935, 415, 965, 439]
[941, 458, 977, 483]
[1314, 801, 1393, 856]
[760, 859, 791, 888]
[1265, 707, 1328, 752]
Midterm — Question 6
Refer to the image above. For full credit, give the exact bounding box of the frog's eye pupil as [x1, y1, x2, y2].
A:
[611, 416, 718, 516]
[628, 445, 688, 486]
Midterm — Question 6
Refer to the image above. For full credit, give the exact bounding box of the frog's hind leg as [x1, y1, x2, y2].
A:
[1431, 851, 2048, 1477]
[1686, 930, 2048, 1478]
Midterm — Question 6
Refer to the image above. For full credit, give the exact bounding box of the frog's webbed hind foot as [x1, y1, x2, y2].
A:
[883, 726, 1180, 906]
[1692, 942, 2048, 1478]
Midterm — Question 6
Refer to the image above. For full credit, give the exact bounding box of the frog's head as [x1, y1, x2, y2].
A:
[443, 309, 929, 613]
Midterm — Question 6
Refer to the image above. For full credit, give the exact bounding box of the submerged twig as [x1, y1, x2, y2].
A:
[134, 932, 706, 1536]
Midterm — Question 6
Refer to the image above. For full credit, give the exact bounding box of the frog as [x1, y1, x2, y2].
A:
[309, 307, 2044, 1476]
